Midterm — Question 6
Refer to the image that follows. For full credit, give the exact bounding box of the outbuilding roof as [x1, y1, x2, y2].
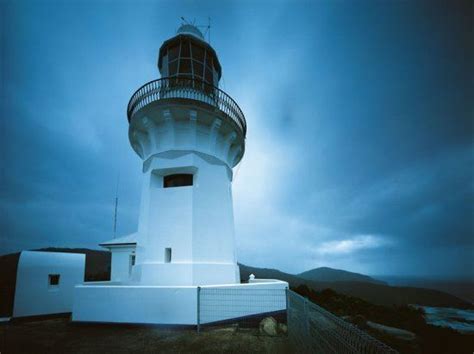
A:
[99, 233, 137, 248]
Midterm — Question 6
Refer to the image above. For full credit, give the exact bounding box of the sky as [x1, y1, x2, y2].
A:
[1, 0, 473, 278]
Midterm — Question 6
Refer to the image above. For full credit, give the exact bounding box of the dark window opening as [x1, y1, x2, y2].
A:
[165, 248, 172, 263]
[163, 174, 193, 188]
[48, 274, 60, 286]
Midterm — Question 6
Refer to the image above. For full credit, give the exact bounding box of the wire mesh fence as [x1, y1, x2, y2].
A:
[287, 290, 398, 354]
[196, 286, 397, 353]
[197, 287, 287, 331]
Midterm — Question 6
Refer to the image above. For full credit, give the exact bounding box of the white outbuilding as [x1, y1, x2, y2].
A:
[13, 251, 85, 318]
[99, 233, 136, 282]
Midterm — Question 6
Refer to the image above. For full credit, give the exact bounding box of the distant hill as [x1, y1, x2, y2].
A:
[298, 267, 387, 285]
[239, 264, 472, 309]
[376, 275, 474, 303]
[39, 248, 110, 281]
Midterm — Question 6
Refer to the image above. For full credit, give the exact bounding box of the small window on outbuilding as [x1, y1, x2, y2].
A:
[48, 274, 60, 287]
[165, 248, 172, 263]
[163, 174, 193, 188]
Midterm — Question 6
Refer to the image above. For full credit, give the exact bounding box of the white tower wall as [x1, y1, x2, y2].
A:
[129, 106, 243, 285]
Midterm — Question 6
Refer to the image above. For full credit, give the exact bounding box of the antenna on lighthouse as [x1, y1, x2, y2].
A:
[113, 172, 120, 238]
[179, 16, 212, 44]
[208, 17, 211, 44]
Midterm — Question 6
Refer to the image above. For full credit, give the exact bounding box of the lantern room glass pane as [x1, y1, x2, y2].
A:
[168, 45, 179, 61]
[179, 59, 192, 74]
[169, 60, 178, 76]
[206, 55, 213, 69]
[205, 66, 213, 84]
[193, 61, 204, 77]
[191, 44, 205, 62]
[180, 41, 190, 57]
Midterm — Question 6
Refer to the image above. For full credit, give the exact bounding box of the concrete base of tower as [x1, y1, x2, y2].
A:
[72, 279, 288, 325]
[133, 262, 240, 286]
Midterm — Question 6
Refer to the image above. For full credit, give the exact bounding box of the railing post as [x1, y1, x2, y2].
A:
[197, 286, 201, 334]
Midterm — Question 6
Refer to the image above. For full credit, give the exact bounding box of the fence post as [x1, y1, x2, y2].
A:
[197, 286, 201, 334]
[285, 288, 290, 335]
[303, 297, 310, 350]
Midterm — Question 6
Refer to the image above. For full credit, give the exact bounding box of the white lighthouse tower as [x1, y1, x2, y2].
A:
[72, 23, 287, 325]
[128, 24, 245, 286]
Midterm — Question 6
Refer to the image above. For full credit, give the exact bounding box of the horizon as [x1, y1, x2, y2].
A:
[3, 246, 474, 282]
[1, 0, 473, 279]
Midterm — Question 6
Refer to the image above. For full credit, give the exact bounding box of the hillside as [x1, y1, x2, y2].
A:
[239, 264, 471, 308]
[38, 248, 110, 281]
[298, 266, 386, 285]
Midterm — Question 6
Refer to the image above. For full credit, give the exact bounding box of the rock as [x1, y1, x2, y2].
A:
[212, 324, 238, 334]
[259, 317, 278, 336]
[352, 314, 367, 328]
[366, 321, 416, 341]
[278, 323, 288, 334]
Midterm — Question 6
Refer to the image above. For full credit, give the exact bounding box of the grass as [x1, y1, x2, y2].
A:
[0, 317, 290, 354]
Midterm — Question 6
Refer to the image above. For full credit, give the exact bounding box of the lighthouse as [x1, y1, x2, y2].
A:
[72, 23, 287, 325]
[127, 24, 246, 286]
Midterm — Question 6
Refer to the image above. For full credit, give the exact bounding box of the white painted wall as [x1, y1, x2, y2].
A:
[72, 280, 288, 325]
[133, 151, 239, 286]
[128, 106, 243, 286]
[13, 251, 85, 317]
[73, 285, 198, 324]
[109, 247, 135, 282]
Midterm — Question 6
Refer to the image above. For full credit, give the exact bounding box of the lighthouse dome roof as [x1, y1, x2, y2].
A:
[177, 24, 204, 40]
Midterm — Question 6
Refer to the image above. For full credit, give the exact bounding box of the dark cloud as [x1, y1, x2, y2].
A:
[1, 0, 472, 278]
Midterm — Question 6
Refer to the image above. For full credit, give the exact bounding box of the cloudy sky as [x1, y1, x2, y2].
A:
[1, 0, 472, 278]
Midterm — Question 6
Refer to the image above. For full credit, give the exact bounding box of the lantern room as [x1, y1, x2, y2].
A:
[157, 24, 222, 87]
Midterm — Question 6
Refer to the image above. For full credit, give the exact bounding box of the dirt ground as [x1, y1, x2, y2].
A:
[0, 317, 291, 354]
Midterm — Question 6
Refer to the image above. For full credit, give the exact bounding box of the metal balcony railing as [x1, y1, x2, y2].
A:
[127, 77, 247, 138]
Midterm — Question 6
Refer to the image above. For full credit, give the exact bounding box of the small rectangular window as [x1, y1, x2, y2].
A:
[165, 248, 172, 263]
[163, 174, 193, 188]
[129, 254, 136, 275]
[48, 274, 60, 287]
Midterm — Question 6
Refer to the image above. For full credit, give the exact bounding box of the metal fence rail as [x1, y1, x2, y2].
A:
[287, 290, 398, 354]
